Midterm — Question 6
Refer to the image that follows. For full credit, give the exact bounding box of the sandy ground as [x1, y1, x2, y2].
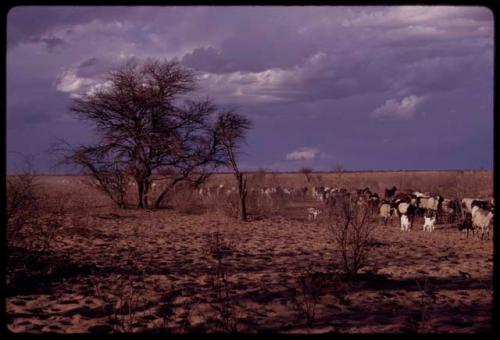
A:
[6, 197, 493, 334]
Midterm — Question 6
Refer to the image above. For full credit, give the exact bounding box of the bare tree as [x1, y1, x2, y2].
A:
[59, 59, 228, 209]
[215, 111, 252, 221]
[300, 167, 313, 184]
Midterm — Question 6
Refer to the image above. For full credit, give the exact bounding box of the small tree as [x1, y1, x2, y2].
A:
[333, 163, 345, 181]
[215, 111, 252, 221]
[59, 59, 228, 209]
[300, 167, 314, 184]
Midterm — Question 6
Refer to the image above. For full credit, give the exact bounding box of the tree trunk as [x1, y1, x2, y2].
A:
[143, 179, 150, 208]
[137, 180, 145, 208]
[155, 187, 168, 208]
[154, 176, 184, 208]
[237, 173, 248, 221]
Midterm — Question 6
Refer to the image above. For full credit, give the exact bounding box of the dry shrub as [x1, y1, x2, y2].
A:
[291, 266, 325, 327]
[248, 168, 268, 187]
[314, 174, 324, 186]
[168, 184, 205, 214]
[205, 188, 288, 220]
[219, 192, 241, 219]
[67, 198, 97, 236]
[7, 174, 69, 252]
[246, 190, 287, 218]
[300, 167, 314, 184]
[6, 173, 79, 297]
[6, 173, 41, 249]
[203, 231, 239, 333]
[405, 278, 438, 333]
[91, 277, 148, 333]
[324, 197, 376, 278]
[80, 170, 130, 208]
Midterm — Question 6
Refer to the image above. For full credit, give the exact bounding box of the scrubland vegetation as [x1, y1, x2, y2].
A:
[6, 170, 493, 333]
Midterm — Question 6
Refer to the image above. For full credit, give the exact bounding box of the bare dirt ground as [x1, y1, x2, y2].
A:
[5, 173, 494, 333]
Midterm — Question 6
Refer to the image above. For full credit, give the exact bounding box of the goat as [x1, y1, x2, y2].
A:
[442, 198, 461, 223]
[471, 206, 494, 240]
[400, 214, 411, 232]
[307, 207, 322, 221]
[458, 213, 475, 238]
[423, 210, 437, 232]
[385, 186, 397, 200]
[418, 195, 443, 211]
[379, 202, 394, 225]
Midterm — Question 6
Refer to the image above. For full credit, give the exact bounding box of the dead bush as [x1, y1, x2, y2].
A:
[249, 168, 268, 186]
[79, 169, 130, 209]
[203, 231, 239, 333]
[6, 173, 41, 248]
[220, 193, 241, 219]
[246, 190, 286, 218]
[406, 278, 438, 333]
[324, 197, 376, 278]
[7, 174, 69, 252]
[6, 173, 75, 297]
[300, 167, 314, 184]
[167, 184, 205, 214]
[291, 266, 325, 327]
[91, 277, 146, 333]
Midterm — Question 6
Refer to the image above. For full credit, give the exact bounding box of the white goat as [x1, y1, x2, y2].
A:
[471, 206, 494, 240]
[379, 203, 392, 225]
[461, 198, 476, 214]
[401, 214, 411, 232]
[419, 196, 441, 211]
[423, 216, 436, 232]
[307, 207, 321, 220]
[397, 202, 411, 215]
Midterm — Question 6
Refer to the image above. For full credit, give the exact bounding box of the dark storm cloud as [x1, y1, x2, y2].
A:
[6, 6, 493, 173]
[7, 6, 140, 46]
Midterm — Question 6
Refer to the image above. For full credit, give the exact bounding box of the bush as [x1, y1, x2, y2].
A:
[246, 190, 286, 218]
[324, 196, 376, 278]
[7, 174, 68, 252]
[300, 167, 314, 184]
[169, 184, 205, 214]
[203, 231, 239, 332]
[6, 173, 41, 248]
[219, 192, 241, 219]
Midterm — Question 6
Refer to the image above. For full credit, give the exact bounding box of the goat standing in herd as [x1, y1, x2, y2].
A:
[423, 211, 437, 232]
[196, 183, 493, 239]
[307, 207, 321, 221]
[471, 205, 494, 240]
[400, 214, 411, 232]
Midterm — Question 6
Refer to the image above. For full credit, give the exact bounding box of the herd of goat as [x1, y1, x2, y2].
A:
[79, 178, 494, 239]
[195, 184, 494, 240]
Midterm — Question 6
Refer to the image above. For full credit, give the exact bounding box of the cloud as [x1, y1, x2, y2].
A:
[371, 95, 426, 120]
[343, 6, 492, 35]
[55, 69, 95, 93]
[181, 46, 231, 73]
[6, 6, 494, 173]
[28, 34, 66, 52]
[286, 147, 321, 161]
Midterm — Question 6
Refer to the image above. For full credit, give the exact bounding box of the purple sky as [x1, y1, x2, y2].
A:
[7, 6, 494, 173]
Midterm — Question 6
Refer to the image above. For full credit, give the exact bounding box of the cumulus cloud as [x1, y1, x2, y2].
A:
[286, 147, 321, 161]
[371, 95, 426, 120]
[55, 69, 95, 93]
